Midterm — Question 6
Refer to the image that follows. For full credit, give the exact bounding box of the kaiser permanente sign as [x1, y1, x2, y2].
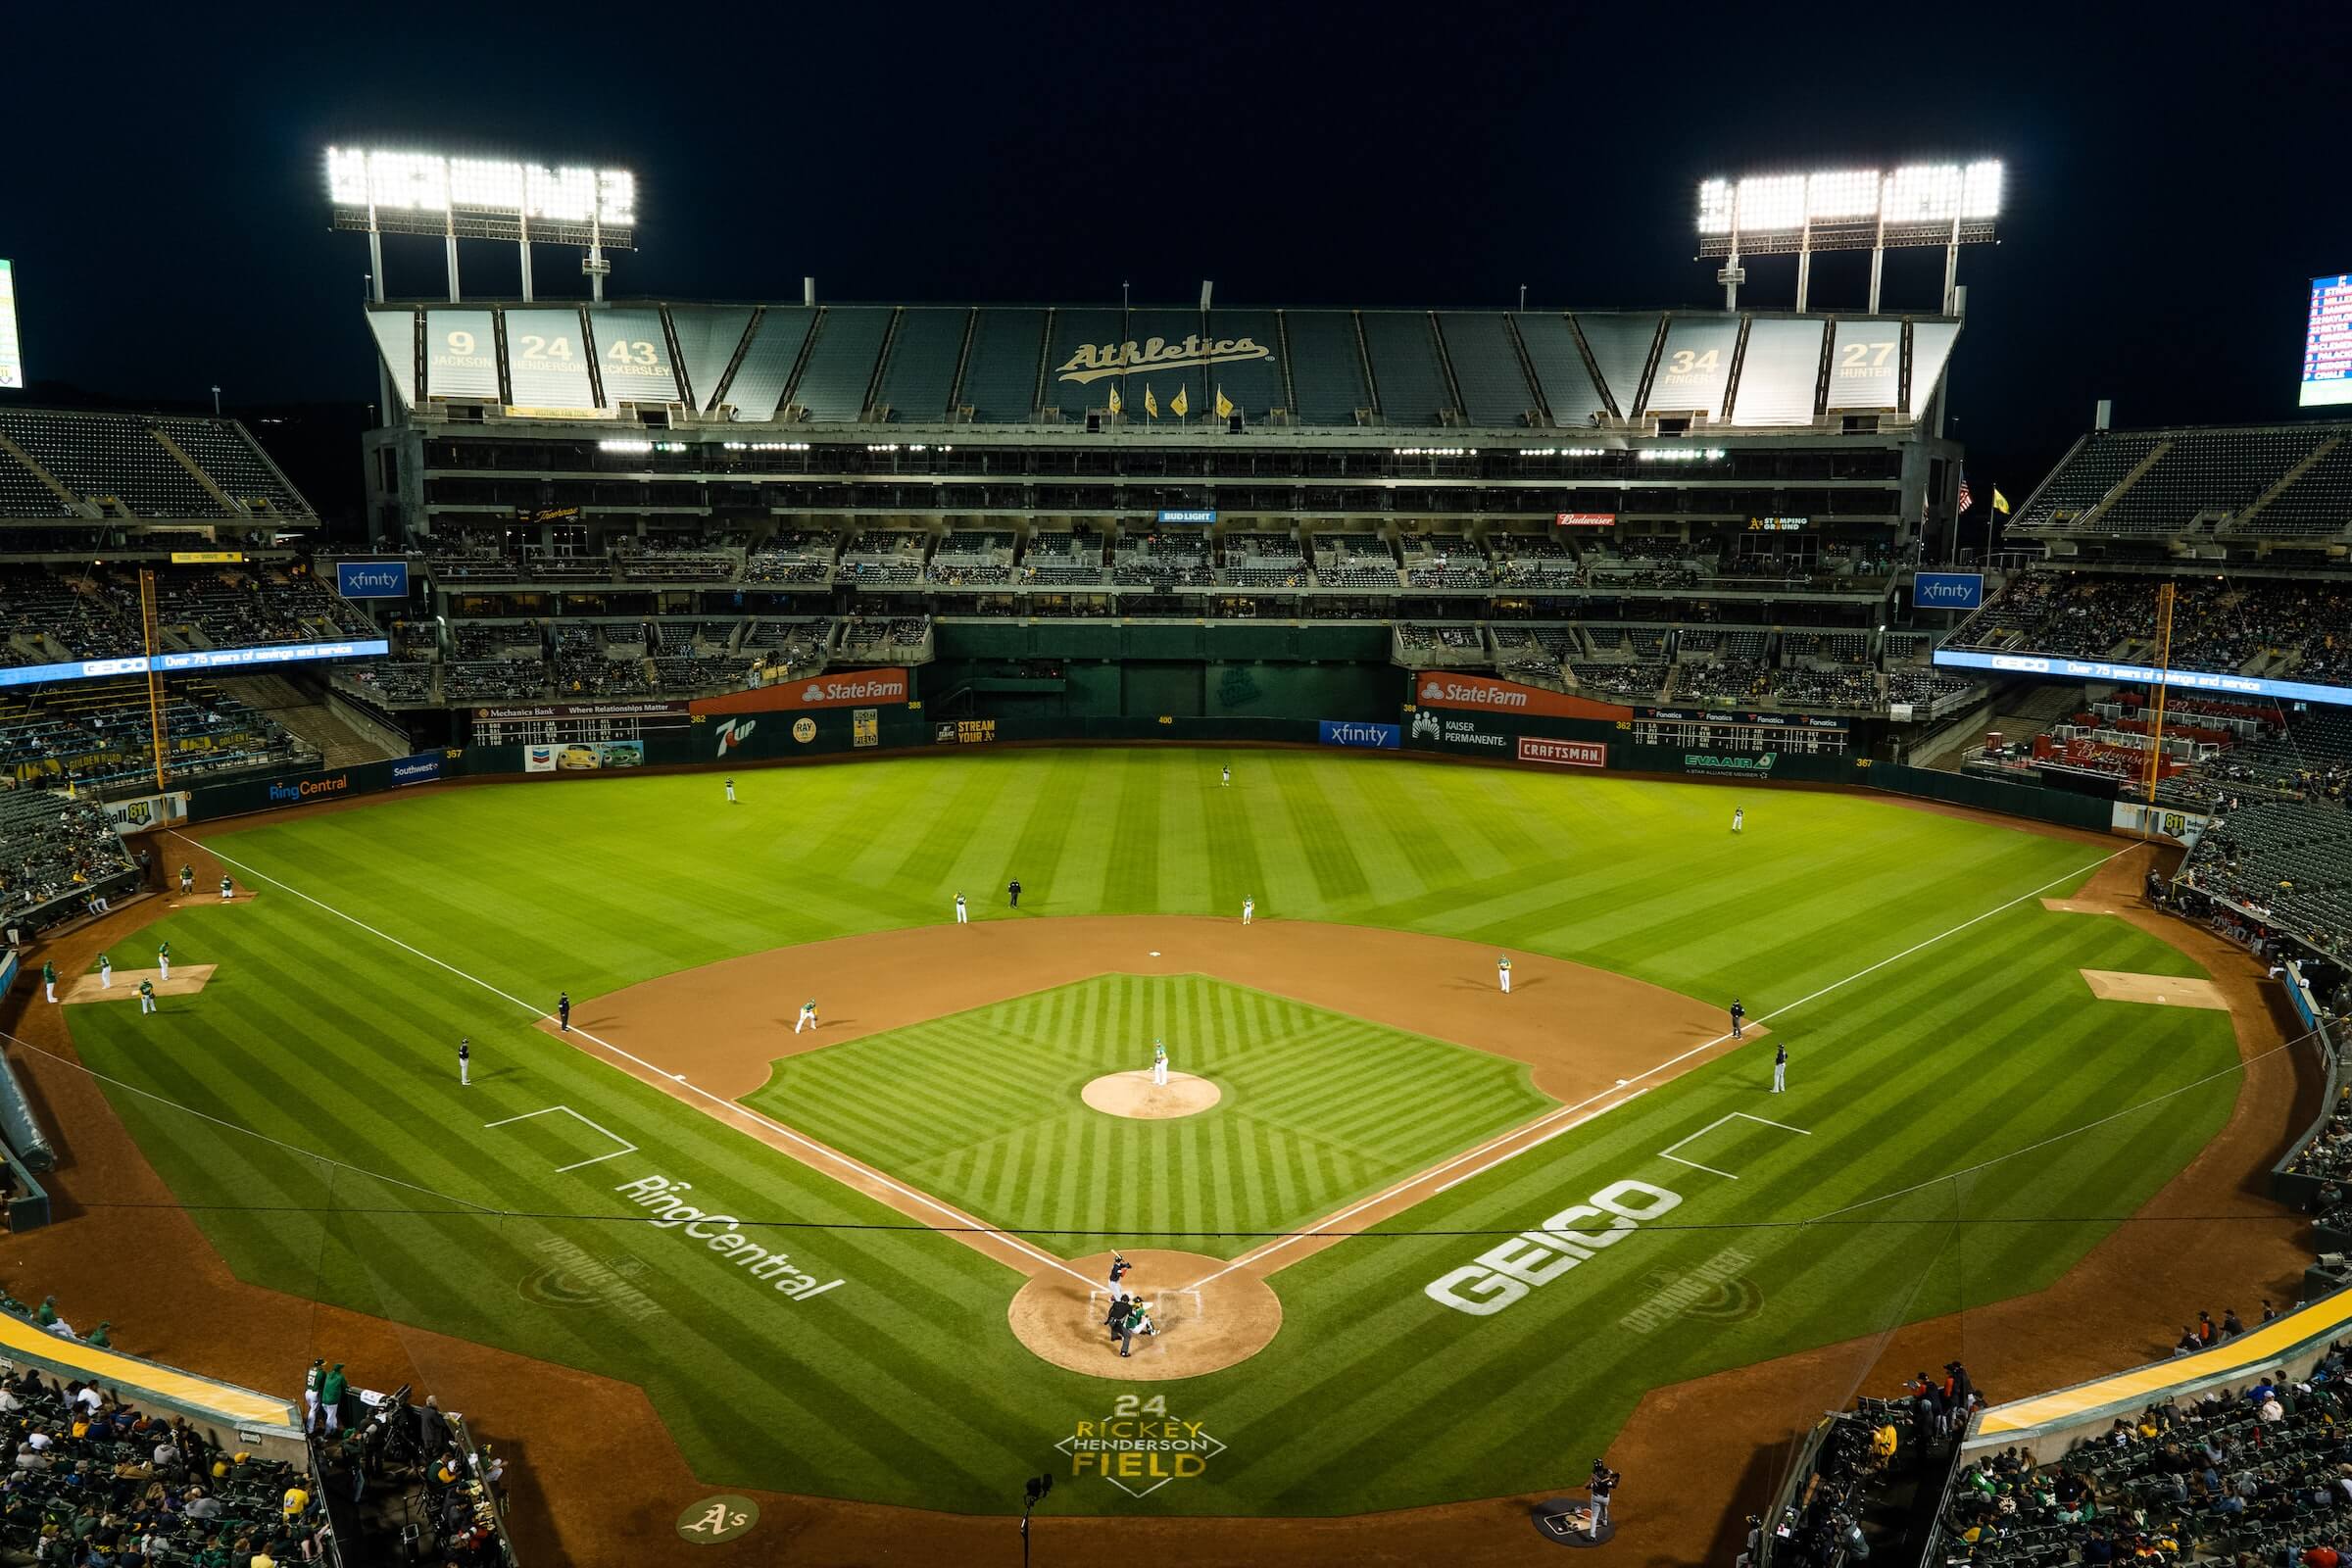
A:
[1932, 647, 2352, 710]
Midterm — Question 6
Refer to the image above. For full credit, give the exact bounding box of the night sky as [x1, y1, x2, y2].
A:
[8, 1, 2349, 505]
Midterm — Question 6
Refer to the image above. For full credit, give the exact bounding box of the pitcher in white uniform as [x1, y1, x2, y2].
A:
[1152, 1039, 1169, 1086]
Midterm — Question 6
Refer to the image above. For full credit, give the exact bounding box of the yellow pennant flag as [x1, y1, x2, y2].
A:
[1106, 383, 1122, 416]
[1991, 488, 2012, 515]
[1144, 385, 1159, 419]
[1170, 385, 1190, 418]
[1215, 385, 1234, 419]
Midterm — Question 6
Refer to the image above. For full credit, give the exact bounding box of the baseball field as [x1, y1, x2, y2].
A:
[45, 749, 2245, 1528]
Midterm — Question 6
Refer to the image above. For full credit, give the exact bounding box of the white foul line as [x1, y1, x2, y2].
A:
[1186, 845, 2128, 1291]
[175, 831, 1097, 1289]
[1657, 1111, 1814, 1182]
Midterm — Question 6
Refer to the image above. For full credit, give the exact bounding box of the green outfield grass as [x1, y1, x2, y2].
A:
[748, 973, 1556, 1258]
[52, 751, 2244, 1515]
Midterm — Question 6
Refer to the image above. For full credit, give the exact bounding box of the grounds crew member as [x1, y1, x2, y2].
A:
[157, 940, 170, 981]
[303, 1359, 323, 1427]
[458, 1037, 470, 1087]
[41, 961, 54, 1004]
[137, 979, 157, 1016]
[319, 1362, 347, 1434]
[179, 863, 194, 896]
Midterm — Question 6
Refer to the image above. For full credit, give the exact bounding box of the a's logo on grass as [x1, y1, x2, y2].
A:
[1615, 1247, 1762, 1335]
[519, 1239, 659, 1318]
[1056, 1395, 1227, 1498]
[677, 1494, 758, 1544]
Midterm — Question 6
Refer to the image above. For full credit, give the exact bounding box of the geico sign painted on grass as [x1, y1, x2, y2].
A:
[615, 1175, 842, 1302]
[1424, 1178, 1682, 1316]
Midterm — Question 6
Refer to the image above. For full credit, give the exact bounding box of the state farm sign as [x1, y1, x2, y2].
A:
[1412, 672, 1631, 721]
[1518, 737, 1606, 768]
[691, 668, 912, 715]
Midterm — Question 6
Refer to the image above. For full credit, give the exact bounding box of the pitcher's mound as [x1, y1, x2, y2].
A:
[1008, 1250, 1281, 1381]
[1081, 1070, 1221, 1119]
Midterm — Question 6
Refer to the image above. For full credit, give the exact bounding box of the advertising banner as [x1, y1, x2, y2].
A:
[853, 709, 879, 749]
[1412, 672, 1633, 721]
[1156, 509, 1217, 524]
[1405, 710, 1509, 754]
[1913, 571, 1984, 611]
[1517, 737, 1606, 768]
[692, 669, 910, 714]
[475, 701, 685, 722]
[390, 754, 442, 787]
[524, 741, 644, 772]
[1932, 647, 2352, 710]
[335, 562, 410, 599]
[1318, 719, 1400, 750]
[1553, 513, 1617, 527]
[934, 718, 998, 745]
[99, 792, 190, 832]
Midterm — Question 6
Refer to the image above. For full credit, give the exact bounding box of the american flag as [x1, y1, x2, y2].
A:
[1956, 472, 1975, 514]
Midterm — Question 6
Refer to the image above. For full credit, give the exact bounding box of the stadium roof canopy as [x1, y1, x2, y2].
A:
[368, 301, 1960, 436]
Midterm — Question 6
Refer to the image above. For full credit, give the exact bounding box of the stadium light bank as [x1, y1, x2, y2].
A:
[324, 146, 637, 306]
[1694, 160, 2002, 313]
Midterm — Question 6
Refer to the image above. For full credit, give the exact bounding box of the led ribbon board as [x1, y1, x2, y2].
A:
[0, 639, 390, 690]
[1933, 646, 2352, 710]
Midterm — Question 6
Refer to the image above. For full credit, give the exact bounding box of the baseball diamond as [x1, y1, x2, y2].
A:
[18, 752, 2263, 1549]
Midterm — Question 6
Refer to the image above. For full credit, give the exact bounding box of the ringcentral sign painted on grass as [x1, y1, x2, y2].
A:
[615, 1175, 842, 1302]
[1424, 1178, 1683, 1316]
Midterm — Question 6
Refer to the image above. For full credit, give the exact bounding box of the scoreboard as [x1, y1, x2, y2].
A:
[470, 700, 695, 746]
[2303, 274, 2352, 409]
[0, 260, 21, 390]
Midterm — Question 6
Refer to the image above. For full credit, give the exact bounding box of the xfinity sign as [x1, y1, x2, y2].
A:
[1913, 571, 1983, 611]
[336, 562, 410, 599]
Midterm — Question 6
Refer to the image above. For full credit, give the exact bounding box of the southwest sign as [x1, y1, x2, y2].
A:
[1412, 672, 1631, 721]
[1055, 334, 1271, 385]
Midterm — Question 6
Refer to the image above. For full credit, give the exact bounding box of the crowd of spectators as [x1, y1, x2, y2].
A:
[0, 794, 140, 930]
[1953, 573, 2352, 684]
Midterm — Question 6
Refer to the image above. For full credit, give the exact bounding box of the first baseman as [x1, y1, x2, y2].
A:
[157, 941, 171, 982]
[1152, 1039, 1169, 1087]
[1497, 955, 1512, 995]
[796, 998, 819, 1034]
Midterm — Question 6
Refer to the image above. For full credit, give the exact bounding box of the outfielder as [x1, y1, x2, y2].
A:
[1152, 1039, 1168, 1086]
[1220, 764, 1231, 787]
[1497, 955, 1512, 995]
[458, 1037, 470, 1087]
[98, 954, 112, 989]
[41, 961, 55, 1004]
[955, 893, 968, 923]
[796, 998, 819, 1034]
[137, 980, 156, 1016]
[1242, 895, 1253, 925]
[1772, 1042, 1788, 1094]
[725, 777, 737, 804]
[157, 941, 170, 982]
[1733, 806, 1744, 834]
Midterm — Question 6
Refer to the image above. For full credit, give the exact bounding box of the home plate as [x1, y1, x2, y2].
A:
[1149, 951, 1161, 957]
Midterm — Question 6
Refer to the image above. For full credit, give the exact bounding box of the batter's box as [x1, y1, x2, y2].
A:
[1657, 1111, 1810, 1181]
[485, 1104, 638, 1174]
[1087, 1287, 1204, 1360]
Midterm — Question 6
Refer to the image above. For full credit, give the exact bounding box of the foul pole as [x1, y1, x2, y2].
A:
[2139, 581, 2177, 829]
[140, 568, 167, 792]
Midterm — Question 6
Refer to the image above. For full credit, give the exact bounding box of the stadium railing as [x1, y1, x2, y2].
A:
[2272, 962, 2342, 1212]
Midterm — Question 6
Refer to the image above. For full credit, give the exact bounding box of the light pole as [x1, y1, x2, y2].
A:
[210, 385, 221, 416]
[1020, 1472, 1054, 1567]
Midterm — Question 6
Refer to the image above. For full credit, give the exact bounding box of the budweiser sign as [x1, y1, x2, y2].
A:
[1554, 512, 1617, 527]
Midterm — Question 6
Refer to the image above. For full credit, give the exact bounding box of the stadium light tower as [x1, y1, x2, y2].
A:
[324, 147, 638, 304]
[1695, 161, 2002, 313]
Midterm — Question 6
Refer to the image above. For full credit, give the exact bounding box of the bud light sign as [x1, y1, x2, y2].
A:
[1913, 571, 1984, 611]
[336, 561, 409, 599]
